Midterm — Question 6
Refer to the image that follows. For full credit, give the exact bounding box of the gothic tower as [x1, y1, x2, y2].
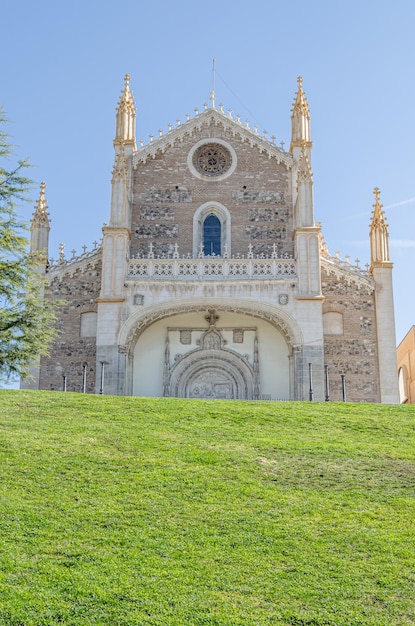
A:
[20, 183, 51, 389]
[29, 181, 50, 265]
[96, 75, 137, 394]
[290, 77, 324, 397]
[369, 188, 399, 402]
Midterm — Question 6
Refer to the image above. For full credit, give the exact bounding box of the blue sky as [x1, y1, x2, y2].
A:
[2, 0, 415, 344]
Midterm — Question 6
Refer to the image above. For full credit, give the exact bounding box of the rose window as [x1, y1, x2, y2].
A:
[193, 143, 232, 177]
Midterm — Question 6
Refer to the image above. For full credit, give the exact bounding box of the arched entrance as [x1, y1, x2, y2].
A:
[167, 313, 257, 399]
[169, 352, 253, 399]
[121, 304, 298, 400]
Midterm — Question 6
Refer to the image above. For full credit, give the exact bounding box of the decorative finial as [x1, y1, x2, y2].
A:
[371, 187, 386, 224]
[37, 181, 47, 209]
[370, 187, 390, 268]
[373, 187, 382, 211]
[290, 75, 311, 150]
[59, 242, 65, 263]
[32, 181, 50, 226]
[115, 73, 136, 146]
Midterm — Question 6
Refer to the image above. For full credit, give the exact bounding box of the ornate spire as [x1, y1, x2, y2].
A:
[114, 74, 136, 147]
[297, 142, 313, 182]
[30, 182, 50, 259]
[369, 187, 391, 270]
[290, 76, 311, 150]
[31, 182, 50, 228]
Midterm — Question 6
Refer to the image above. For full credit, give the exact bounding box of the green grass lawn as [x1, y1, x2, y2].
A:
[0, 390, 414, 625]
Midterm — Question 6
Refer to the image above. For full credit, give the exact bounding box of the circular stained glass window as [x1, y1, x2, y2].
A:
[193, 143, 232, 177]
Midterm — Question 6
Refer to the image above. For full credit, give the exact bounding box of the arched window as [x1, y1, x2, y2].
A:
[193, 202, 231, 257]
[203, 214, 221, 256]
[398, 367, 408, 403]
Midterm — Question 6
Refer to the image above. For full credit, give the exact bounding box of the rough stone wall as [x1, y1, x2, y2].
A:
[39, 255, 102, 393]
[131, 119, 293, 258]
[322, 268, 380, 402]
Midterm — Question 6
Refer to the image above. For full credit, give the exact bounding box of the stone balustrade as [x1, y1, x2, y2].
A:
[126, 256, 296, 281]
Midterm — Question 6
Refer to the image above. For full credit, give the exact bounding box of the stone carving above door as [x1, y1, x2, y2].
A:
[164, 310, 260, 400]
[188, 370, 234, 399]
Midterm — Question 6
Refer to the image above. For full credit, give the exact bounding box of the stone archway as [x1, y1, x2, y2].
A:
[166, 310, 257, 400]
[168, 349, 255, 399]
[119, 299, 303, 399]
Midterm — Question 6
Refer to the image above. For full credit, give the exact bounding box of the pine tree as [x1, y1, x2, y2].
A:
[0, 110, 57, 382]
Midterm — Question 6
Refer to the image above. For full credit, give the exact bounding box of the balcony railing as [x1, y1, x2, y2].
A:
[126, 250, 296, 282]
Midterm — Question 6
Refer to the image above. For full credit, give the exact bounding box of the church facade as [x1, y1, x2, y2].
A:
[24, 76, 399, 402]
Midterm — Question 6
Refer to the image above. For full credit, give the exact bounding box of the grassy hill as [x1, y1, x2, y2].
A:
[0, 390, 414, 626]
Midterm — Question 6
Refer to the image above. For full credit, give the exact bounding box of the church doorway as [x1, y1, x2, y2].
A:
[129, 310, 291, 400]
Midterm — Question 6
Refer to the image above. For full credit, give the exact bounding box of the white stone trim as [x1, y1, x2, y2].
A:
[118, 297, 304, 354]
[132, 109, 292, 169]
[126, 256, 296, 281]
[320, 256, 374, 292]
[47, 249, 102, 281]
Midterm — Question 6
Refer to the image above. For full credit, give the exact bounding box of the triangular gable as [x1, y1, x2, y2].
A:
[132, 108, 293, 169]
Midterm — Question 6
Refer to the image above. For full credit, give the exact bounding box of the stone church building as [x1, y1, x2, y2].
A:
[24, 76, 399, 402]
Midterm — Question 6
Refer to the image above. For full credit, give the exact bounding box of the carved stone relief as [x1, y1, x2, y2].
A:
[165, 310, 259, 400]
[188, 371, 234, 399]
[233, 329, 244, 343]
[192, 143, 232, 177]
[180, 330, 192, 344]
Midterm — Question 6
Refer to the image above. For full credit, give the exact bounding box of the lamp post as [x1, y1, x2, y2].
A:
[82, 362, 88, 393]
[308, 363, 313, 401]
[324, 365, 330, 402]
[99, 361, 108, 395]
[341, 374, 346, 402]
